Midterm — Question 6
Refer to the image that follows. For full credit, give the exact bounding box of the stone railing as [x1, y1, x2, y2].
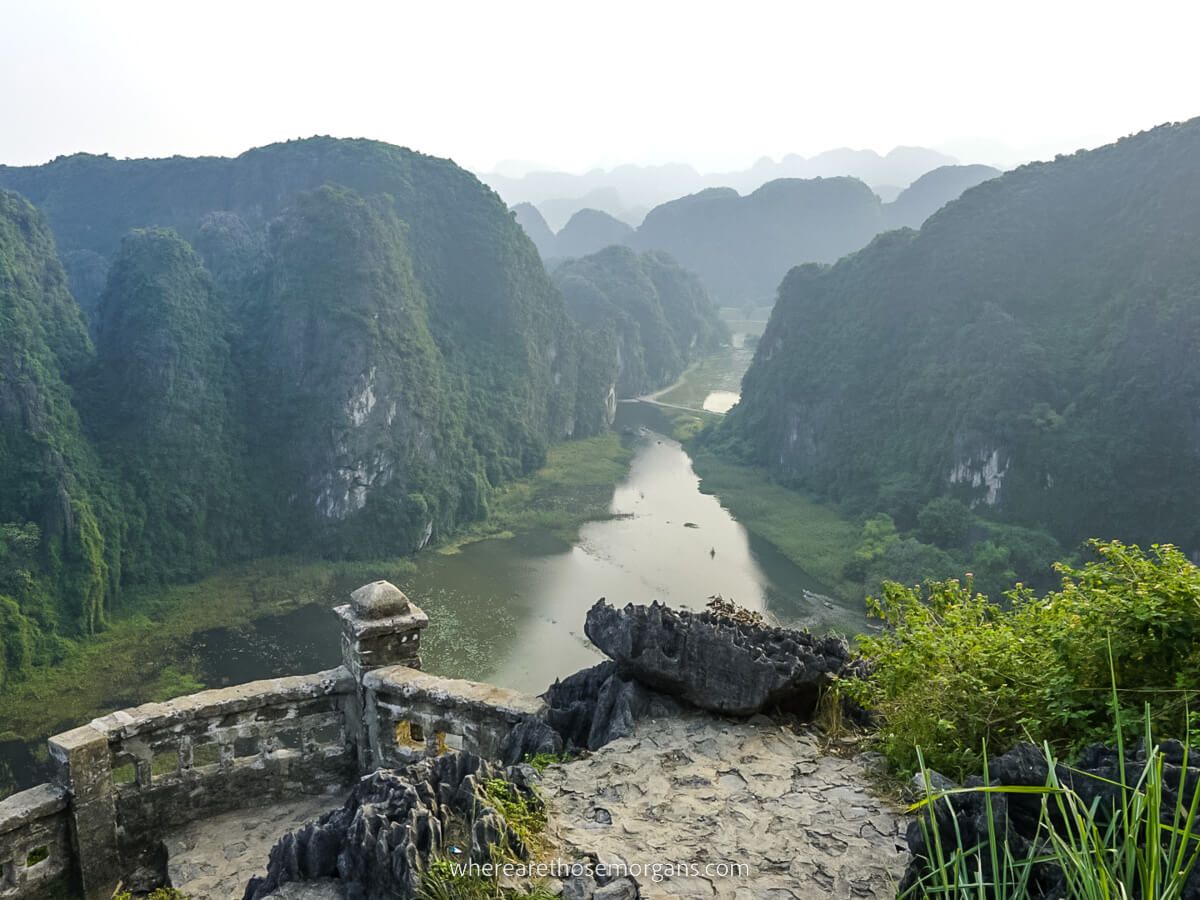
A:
[0, 784, 71, 899]
[4, 580, 547, 899]
[365, 667, 547, 768]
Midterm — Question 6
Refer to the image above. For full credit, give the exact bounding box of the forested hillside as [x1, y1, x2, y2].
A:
[553, 246, 728, 397]
[0, 139, 621, 687]
[625, 167, 997, 304]
[552, 208, 635, 259]
[716, 119, 1200, 591]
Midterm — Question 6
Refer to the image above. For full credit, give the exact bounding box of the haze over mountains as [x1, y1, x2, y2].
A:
[519, 164, 1001, 303]
[481, 145, 966, 229]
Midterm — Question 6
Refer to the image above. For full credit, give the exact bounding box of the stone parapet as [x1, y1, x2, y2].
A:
[364, 666, 547, 766]
[4, 581, 547, 899]
[0, 785, 71, 899]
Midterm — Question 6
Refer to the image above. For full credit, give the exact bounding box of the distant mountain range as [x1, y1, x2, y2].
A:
[481, 146, 968, 229]
[514, 165, 1001, 303]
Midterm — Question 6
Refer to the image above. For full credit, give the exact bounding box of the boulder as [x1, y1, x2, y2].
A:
[583, 600, 849, 716]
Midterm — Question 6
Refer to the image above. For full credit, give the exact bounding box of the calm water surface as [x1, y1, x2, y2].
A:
[1, 402, 865, 795]
[190, 403, 863, 696]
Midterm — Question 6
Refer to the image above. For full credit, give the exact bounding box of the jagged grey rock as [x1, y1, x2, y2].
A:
[584, 600, 850, 716]
[543, 661, 683, 751]
[244, 753, 540, 900]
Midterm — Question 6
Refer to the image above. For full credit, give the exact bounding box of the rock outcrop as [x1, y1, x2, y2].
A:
[903, 741, 1200, 899]
[244, 753, 538, 900]
[543, 661, 682, 751]
[584, 600, 850, 717]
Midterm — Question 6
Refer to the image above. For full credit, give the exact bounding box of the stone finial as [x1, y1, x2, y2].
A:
[337, 581, 428, 679]
[350, 580, 411, 618]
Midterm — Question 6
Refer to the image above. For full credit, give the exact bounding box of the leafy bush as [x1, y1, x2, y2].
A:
[916, 497, 973, 549]
[849, 540, 1200, 775]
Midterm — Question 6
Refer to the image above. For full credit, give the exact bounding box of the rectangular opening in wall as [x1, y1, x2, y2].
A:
[191, 741, 221, 769]
[25, 846, 49, 868]
[111, 760, 137, 787]
[233, 736, 259, 759]
[151, 749, 180, 779]
[309, 722, 342, 748]
[435, 731, 464, 754]
[394, 719, 425, 750]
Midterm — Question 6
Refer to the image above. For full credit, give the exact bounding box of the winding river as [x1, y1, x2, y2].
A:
[0, 348, 866, 795]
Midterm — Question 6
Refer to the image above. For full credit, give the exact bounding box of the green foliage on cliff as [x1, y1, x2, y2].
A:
[553, 245, 727, 397]
[720, 118, 1200, 572]
[0, 138, 625, 686]
[849, 540, 1200, 775]
[0, 191, 123, 686]
[85, 228, 247, 582]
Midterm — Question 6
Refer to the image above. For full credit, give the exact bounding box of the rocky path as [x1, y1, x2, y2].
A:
[538, 713, 909, 899]
[165, 791, 347, 899]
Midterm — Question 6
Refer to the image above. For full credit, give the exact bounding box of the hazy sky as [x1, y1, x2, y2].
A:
[2, 0, 1197, 173]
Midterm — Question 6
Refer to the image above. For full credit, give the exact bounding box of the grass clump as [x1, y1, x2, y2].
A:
[905, 701, 1200, 900]
[522, 751, 573, 773]
[849, 540, 1200, 776]
[417, 858, 557, 900]
[482, 777, 547, 850]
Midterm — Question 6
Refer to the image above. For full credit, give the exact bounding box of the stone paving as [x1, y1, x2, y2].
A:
[538, 713, 909, 899]
[165, 791, 348, 899]
[165, 713, 908, 899]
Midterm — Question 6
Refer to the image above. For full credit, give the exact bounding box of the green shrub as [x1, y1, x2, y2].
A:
[849, 540, 1200, 775]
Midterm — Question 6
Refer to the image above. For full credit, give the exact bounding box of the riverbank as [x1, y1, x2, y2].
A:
[0, 434, 635, 753]
[690, 449, 860, 602]
[435, 432, 634, 552]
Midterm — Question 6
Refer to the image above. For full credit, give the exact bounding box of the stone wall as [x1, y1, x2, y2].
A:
[365, 666, 547, 767]
[0, 784, 71, 899]
[95, 668, 357, 855]
[5, 581, 548, 899]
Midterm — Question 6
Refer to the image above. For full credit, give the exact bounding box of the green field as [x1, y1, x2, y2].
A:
[690, 449, 859, 600]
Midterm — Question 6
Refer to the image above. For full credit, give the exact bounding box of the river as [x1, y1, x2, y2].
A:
[185, 401, 863, 697]
[1, 345, 866, 795]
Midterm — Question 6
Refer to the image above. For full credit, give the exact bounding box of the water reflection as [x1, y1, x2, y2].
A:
[2, 404, 866, 796]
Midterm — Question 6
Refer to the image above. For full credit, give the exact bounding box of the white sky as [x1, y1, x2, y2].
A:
[2, 0, 1197, 173]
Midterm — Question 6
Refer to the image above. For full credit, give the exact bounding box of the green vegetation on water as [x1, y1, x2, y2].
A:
[0, 555, 406, 741]
[0, 433, 633, 745]
[688, 449, 860, 599]
[434, 433, 633, 551]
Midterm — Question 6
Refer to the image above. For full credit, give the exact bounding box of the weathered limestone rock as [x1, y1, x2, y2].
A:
[543, 662, 682, 751]
[584, 600, 850, 717]
[244, 753, 540, 900]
